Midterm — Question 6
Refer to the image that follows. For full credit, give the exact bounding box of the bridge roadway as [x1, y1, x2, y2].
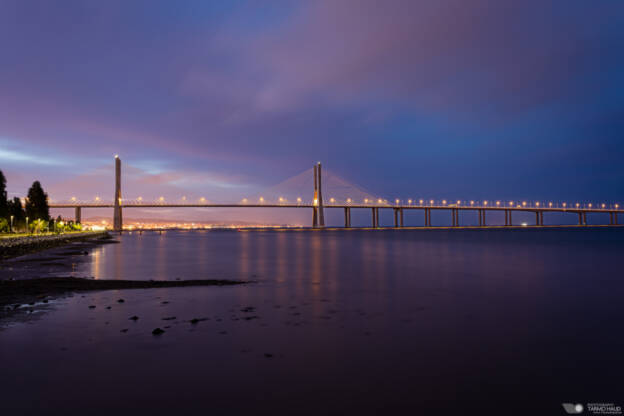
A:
[49, 202, 622, 228]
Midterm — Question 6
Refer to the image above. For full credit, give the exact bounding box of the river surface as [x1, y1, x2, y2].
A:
[1, 228, 623, 415]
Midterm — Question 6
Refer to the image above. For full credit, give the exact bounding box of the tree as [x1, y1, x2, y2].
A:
[8, 197, 26, 231]
[8, 197, 26, 222]
[0, 170, 7, 219]
[25, 181, 50, 222]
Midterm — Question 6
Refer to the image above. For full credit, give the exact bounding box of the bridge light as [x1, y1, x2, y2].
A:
[182, 196, 186, 201]
[137, 196, 143, 201]
[297, 197, 302, 203]
[496, 201, 500, 206]
[242, 198, 248, 203]
[419, 199, 423, 205]
[576, 203, 580, 208]
[457, 200, 461, 205]
[509, 201, 513, 206]
[442, 200, 447, 205]
[346, 198, 351, 203]
[95, 196, 100, 201]
[259, 197, 264, 203]
[483, 200, 488, 206]
[549, 202, 553, 207]
[616, 204, 620, 209]
[279, 197, 284, 202]
[330, 198, 335, 203]
[408, 199, 412, 204]
[430, 200, 434, 205]
[200, 197, 206, 202]
[364, 198, 368, 203]
[71, 196, 76, 201]
[562, 202, 567, 208]
[114, 154, 119, 159]
[535, 202, 540, 207]
[159, 196, 165, 202]
[522, 201, 527, 207]
[588, 203, 592, 208]
[602, 203, 605, 208]
[470, 200, 474, 205]
[395, 199, 400, 204]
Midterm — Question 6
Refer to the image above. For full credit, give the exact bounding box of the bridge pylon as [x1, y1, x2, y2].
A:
[312, 162, 325, 228]
[113, 155, 123, 231]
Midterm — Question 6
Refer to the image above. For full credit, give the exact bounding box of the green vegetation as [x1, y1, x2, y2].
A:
[0, 169, 80, 234]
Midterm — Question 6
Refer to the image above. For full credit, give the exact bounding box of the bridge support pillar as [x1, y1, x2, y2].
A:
[535, 212, 539, 226]
[393, 209, 399, 228]
[75, 207, 81, 224]
[424, 208, 429, 227]
[616, 213, 619, 225]
[504, 210, 509, 226]
[478, 209, 482, 227]
[371, 208, 376, 228]
[113, 155, 123, 231]
[400, 208, 404, 227]
[583, 212, 587, 225]
[344, 208, 351, 228]
[509, 210, 512, 226]
[375, 208, 380, 228]
[540, 211, 544, 226]
[610, 212, 614, 225]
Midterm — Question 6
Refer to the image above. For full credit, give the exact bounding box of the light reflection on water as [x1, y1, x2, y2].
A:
[1, 228, 624, 415]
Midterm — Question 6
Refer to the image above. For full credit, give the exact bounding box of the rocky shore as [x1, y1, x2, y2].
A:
[0, 231, 111, 260]
[0, 277, 249, 317]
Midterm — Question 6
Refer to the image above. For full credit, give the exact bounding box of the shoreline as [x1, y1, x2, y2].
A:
[0, 231, 112, 260]
[0, 277, 250, 320]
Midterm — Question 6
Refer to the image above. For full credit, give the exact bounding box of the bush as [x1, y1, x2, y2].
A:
[0, 218, 8, 233]
[29, 218, 48, 234]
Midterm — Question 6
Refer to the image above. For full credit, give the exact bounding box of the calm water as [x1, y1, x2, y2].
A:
[1, 228, 623, 415]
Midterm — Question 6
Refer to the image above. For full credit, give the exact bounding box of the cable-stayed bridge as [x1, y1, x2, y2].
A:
[48, 156, 622, 231]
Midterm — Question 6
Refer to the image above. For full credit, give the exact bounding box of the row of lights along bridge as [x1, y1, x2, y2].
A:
[55, 196, 620, 210]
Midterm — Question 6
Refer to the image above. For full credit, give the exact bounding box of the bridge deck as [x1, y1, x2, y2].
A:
[49, 203, 623, 213]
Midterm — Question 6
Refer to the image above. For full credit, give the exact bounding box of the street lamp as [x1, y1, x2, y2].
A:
[26, 217, 29, 233]
[10, 215, 13, 233]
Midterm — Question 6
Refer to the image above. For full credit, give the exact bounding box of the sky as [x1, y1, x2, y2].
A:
[1, 1, 624, 223]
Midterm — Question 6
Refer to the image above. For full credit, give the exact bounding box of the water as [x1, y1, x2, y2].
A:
[1, 228, 623, 415]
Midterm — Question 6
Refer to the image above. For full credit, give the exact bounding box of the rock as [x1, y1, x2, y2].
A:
[120, 329, 128, 333]
[88, 305, 96, 309]
[117, 299, 125, 303]
[190, 318, 207, 324]
[162, 316, 176, 321]
[129, 315, 139, 321]
[264, 353, 273, 358]
[152, 328, 165, 335]
[105, 306, 111, 310]
[240, 306, 255, 313]
[161, 301, 169, 305]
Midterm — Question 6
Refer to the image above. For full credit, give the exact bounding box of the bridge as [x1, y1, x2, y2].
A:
[48, 156, 622, 231]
